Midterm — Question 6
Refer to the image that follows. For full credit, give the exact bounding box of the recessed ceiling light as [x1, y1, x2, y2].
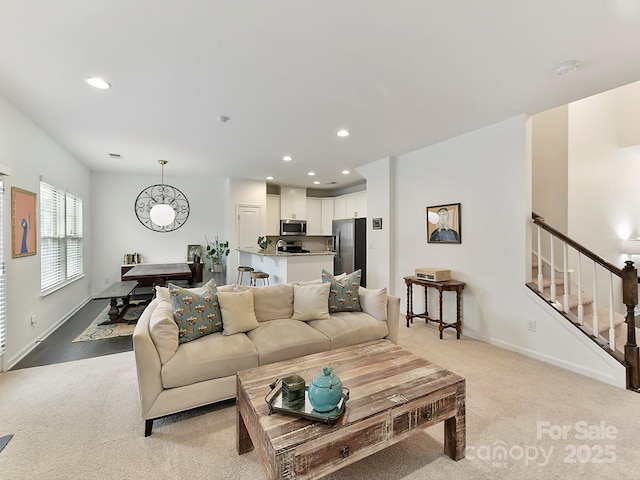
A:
[342, 170, 350, 175]
[266, 176, 274, 180]
[308, 171, 315, 176]
[85, 77, 111, 89]
[313, 181, 320, 185]
[283, 155, 293, 161]
[337, 129, 350, 137]
[554, 60, 580, 76]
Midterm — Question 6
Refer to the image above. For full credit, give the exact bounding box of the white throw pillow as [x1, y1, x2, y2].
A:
[359, 286, 388, 321]
[292, 283, 331, 321]
[217, 290, 260, 335]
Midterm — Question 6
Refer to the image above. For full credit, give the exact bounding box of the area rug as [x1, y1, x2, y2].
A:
[72, 303, 147, 342]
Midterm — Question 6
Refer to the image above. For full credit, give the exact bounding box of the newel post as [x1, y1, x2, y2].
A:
[622, 261, 639, 391]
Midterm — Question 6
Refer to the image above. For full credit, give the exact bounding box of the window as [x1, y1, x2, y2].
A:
[0, 179, 6, 362]
[40, 181, 83, 293]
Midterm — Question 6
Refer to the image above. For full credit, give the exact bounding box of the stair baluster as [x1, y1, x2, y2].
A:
[563, 242, 570, 313]
[577, 252, 584, 326]
[550, 235, 557, 303]
[592, 262, 599, 336]
[537, 226, 544, 293]
[608, 271, 616, 351]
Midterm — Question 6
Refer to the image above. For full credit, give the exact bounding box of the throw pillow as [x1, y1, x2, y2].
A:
[292, 283, 331, 321]
[359, 286, 388, 321]
[217, 290, 260, 335]
[322, 269, 363, 313]
[168, 280, 223, 343]
[157, 278, 218, 303]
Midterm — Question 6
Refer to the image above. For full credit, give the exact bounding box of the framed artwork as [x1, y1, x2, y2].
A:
[187, 244, 202, 262]
[372, 218, 382, 230]
[11, 187, 38, 258]
[426, 203, 461, 244]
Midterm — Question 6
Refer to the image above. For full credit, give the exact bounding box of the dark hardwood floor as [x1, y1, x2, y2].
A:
[11, 299, 135, 370]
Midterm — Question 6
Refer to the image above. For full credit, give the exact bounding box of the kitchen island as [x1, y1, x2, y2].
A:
[237, 249, 335, 285]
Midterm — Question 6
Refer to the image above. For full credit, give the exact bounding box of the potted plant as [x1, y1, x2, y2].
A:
[257, 235, 272, 251]
[205, 236, 230, 273]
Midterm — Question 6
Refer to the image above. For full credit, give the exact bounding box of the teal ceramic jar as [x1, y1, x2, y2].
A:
[308, 366, 343, 412]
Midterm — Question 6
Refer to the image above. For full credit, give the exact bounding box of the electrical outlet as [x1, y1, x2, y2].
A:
[527, 319, 536, 332]
[30, 314, 37, 325]
[104, 277, 110, 285]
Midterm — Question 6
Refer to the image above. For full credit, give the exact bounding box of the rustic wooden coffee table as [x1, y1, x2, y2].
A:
[236, 339, 465, 479]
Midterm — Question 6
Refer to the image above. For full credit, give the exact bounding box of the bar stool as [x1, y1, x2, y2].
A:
[250, 271, 270, 286]
[237, 266, 254, 285]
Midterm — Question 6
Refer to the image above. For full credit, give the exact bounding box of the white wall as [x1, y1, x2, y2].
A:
[390, 115, 624, 387]
[0, 95, 92, 369]
[91, 172, 229, 294]
[228, 178, 267, 283]
[357, 157, 395, 290]
[532, 105, 569, 233]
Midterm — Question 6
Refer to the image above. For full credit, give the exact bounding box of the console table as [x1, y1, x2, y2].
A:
[404, 276, 465, 339]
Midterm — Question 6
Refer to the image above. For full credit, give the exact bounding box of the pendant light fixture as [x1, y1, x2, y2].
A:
[134, 160, 190, 232]
[149, 160, 176, 226]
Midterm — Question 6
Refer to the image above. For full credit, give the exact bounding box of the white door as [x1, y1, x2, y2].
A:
[237, 205, 261, 250]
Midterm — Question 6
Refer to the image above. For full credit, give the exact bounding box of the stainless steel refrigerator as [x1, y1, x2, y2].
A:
[332, 218, 367, 287]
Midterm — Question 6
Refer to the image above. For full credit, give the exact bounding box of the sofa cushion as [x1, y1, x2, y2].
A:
[217, 290, 260, 335]
[250, 283, 294, 321]
[359, 286, 388, 321]
[322, 269, 362, 313]
[148, 299, 180, 364]
[161, 332, 259, 388]
[307, 311, 389, 350]
[292, 283, 331, 321]
[247, 318, 331, 365]
[168, 281, 223, 343]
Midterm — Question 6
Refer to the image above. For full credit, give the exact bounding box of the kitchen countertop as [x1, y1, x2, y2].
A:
[236, 248, 335, 257]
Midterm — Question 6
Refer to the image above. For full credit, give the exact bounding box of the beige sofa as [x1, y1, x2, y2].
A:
[132, 281, 400, 436]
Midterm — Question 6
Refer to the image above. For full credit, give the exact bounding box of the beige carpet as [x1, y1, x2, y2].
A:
[72, 303, 147, 342]
[1, 319, 640, 479]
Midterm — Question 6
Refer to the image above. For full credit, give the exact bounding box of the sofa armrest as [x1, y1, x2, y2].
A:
[385, 294, 400, 344]
[132, 299, 165, 419]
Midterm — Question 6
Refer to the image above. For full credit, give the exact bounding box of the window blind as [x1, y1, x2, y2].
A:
[40, 181, 83, 293]
[0, 180, 6, 360]
[66, 192, 83, 279]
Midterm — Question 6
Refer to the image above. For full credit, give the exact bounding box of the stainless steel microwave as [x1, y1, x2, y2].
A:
[280, 219, 307, 236]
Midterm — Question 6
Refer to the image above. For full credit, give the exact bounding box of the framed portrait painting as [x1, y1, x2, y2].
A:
[427, 203, 461, 244]
[12, 187, 37, 258]
[187, 244, 202, 262]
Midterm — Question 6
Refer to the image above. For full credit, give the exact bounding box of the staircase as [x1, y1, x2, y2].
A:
[528, 263, 627, 362]
[530, 213, 640, 391]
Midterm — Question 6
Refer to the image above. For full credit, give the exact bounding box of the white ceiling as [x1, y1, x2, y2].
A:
[1, 1, 640, 190]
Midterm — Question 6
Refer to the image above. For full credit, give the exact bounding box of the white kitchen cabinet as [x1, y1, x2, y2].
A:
[346, 191, 367, 218]
[306, 198, 322, 235]
[280, 187, 307, 220]
[266, 195, 281, 235]
[321, 198, 334, 235]
[333, 196, 346, 220]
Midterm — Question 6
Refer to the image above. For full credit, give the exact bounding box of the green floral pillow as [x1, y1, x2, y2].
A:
[168, 280, 223, 343]
[321, 269, 362, 313]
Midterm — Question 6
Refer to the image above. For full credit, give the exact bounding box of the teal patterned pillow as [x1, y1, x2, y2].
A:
[322, 269, 362, 313]
[168, 280, 223, 343]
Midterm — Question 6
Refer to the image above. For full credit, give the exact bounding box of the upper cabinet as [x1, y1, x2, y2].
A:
[345, 191, 367, 218]
[321, 198, 334, 235]
[280, 187, 307, 220]
[333, 192, 367, 220]
[306, 198, 323, 235]
[266, 194, 281, 235]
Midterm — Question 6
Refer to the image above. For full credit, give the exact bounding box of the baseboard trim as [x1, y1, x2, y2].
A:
[7, 297, 92, 370]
